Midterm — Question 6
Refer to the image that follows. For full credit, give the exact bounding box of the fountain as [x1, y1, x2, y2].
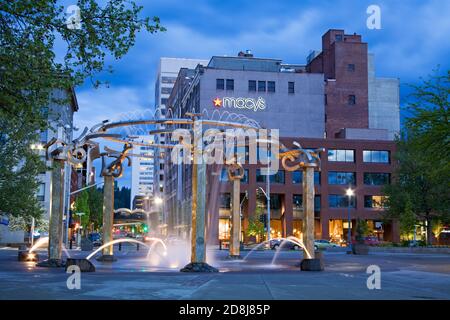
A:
[35, 112, 325, 273]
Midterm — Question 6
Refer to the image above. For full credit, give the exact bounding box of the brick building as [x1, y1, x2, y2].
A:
[163, 29, 400, 245]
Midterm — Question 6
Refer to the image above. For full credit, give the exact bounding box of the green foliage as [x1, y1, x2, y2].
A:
[383, 69, 450, 244]
[114, 184, 131, 209]
[399, 197, 416, 239]
[0, 1, 164, 220]
[246, 216, 265, 239]
[87, 187, 103, 230]
[355, 219, 369, 243]
[73, 190, 90, 229]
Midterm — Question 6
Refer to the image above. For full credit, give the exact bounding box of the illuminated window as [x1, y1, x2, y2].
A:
[219, 218, 230, 240]
[364, 195, 388, 208]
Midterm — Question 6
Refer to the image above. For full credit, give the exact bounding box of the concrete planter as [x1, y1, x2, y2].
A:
[352, 243, 369, 255]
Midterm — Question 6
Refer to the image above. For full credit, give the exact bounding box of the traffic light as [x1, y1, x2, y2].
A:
[142, 224, 148, 233]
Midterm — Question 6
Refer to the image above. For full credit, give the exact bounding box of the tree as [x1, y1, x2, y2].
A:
[383, 70, 450, 244]
[87, 187, 103, 230]
[73, 190, 90, 232]
[246, 216, 266, 243]
[355, 219, 369, 243]
[399, 197, 416, 240]
[0, 1, 164, 220]
[114, 184, 131, 209]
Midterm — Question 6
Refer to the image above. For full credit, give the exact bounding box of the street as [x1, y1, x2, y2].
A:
[1, 246, 449, 300]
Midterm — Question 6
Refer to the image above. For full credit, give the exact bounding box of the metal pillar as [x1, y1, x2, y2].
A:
[37, 159, 65, 267]
[302, 166, 315, 260]
[181, 119, 218, 272]
[98, 174, 116, 261]
[229, 175, 241, 258]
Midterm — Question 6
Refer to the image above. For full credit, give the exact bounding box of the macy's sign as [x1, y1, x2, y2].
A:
[213, 96, 266, 112]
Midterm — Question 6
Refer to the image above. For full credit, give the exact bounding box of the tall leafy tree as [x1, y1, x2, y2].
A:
[0, 1, 164, 219]
[87, 187, 103, 230]
[73, 189, 90, 231]
[383, 70, 450, 244]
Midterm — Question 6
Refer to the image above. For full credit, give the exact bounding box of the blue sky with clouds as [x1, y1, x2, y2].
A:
[71, 0, 450, 187]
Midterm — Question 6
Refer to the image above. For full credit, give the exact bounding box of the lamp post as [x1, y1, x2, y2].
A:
[346, 188, 354, 254]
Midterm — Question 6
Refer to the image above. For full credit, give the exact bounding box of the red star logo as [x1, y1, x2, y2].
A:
[213, 97, 222, 107]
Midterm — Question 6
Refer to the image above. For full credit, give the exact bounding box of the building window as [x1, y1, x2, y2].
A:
[363, 150, 390, 163]
[219, 193, 231, 209]
[160, 98, 168, 106]
[364, 195, 388, 208]
[226, 79, 234, 91]
[161, 87, 172, 94]
[293, 195, 321, 214]
[37, 183, 45, 201]
[216, 79, 224, 90]
[288, 81, 295, 94]
[328, 172, 356, 186]
[161, 76, 176, 84]
[248, 80, 256, 92]
[159, 174, 164, 181]
[347, 64, 355, 72]
[256, 169, 285, 184]
[292, 171, 320, 185]
[327, 149, 354, 162]
[267, 81, 275, 92]
[329, 195, 355, 208]
[348, 95, 356, 105]
[364, 173, 390, 186]
[160, 163, 164, 170]
[242, 169, 249, 184]
[219, 168, 228, 182]
[324, 94, 327, 105]
[335, 34, 343, 42]
[258, 81, 266, 92]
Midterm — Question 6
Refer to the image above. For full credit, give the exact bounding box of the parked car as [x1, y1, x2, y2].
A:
[270, 239, 301, 250]
[314, 239, 339, 250]
[88, 233, 102, 246]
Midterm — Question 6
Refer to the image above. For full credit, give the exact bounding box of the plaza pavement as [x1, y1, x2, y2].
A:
[0, 245, 449, 300]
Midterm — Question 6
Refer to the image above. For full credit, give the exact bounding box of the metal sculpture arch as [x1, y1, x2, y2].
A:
[40, 114, 324, 271]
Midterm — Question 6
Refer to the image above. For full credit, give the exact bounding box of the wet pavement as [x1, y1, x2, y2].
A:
[0, 245, 449, 299]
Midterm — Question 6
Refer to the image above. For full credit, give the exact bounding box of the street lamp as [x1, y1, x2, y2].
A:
[346, 187, 354, 254]
[154, 196, 163, 205]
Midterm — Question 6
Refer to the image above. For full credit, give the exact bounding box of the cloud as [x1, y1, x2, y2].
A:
[366, 0, 450, 79]
[74, 85, 149, 131]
